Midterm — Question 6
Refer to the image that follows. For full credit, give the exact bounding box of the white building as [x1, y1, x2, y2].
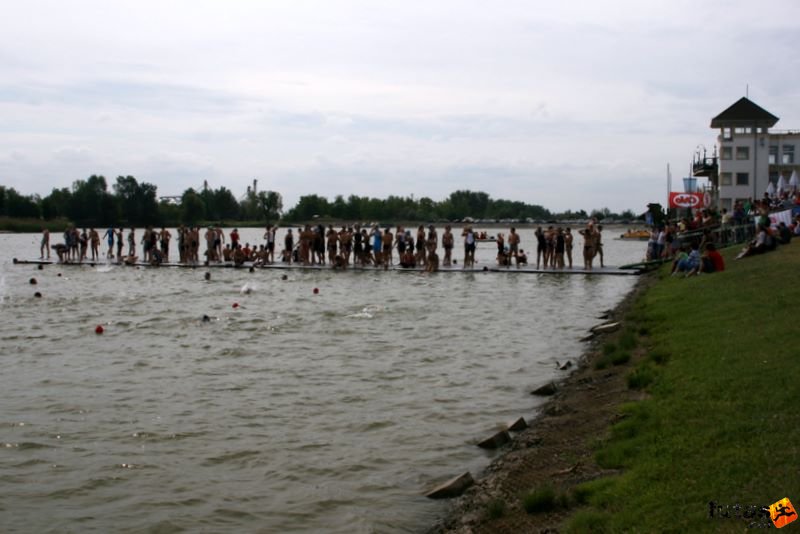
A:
[696, 97, 800, 212]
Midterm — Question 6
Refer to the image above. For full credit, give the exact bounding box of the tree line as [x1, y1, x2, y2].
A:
[0, 176, 283, 227]
[0, 177, 639, 227]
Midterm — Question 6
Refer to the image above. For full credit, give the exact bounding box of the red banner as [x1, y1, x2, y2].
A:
[669, 192, 705, 209]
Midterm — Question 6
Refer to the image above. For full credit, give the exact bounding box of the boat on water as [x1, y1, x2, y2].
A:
[617, 229, 651, 240]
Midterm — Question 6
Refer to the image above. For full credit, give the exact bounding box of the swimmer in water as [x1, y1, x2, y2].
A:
[40, 228, 50, 259]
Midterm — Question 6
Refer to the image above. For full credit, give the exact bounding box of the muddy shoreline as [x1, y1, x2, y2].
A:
[427, 271, 657, 533]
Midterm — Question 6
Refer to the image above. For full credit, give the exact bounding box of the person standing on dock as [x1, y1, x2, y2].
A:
[128, 227, 136, 256]
[535, 227, 545, 269]
[394, 225, 406, 264]
[264, 225, 277, 264]
[371, 226, 383, 267]
[426, 225, 438, 264]
[79, 229, 88, 263]
[382, 227, 393, 268]
[115, 228, 124, 259]
[352, 225, 362, 266]
[579, 223, 598, 270]
[596, 225, 605, 268]
[284, 228, 294, 264]
[40, 228, 50, 259]
[159, 227, 171, 262]
[442, 225, 454, 266]
[326, 225, 338, 265]
[554, 227, 565, 269]
[508, 227, 520, 266]
[564, 228, 573, 269]
[205, 227, 217, 262]
[103, 227, 114, 259]
[214, 226, 225, 261]
[89, 228, 100, 261]
[230, 228, 240, 251]
[412, 225, 424, 268]
[462, 226, 476, 268]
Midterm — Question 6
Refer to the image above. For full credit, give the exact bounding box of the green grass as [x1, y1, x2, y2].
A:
[522, 486, 557, 514]
[626, 362, 657, 390]
[566, 242, 800, 532]
[595, 348, 633, 370]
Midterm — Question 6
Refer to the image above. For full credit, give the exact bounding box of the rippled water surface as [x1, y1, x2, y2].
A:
[0, 228, 644, 533]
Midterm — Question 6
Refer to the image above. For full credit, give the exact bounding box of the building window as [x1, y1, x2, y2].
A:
[769, 145, 778, 165]
[721, 146, 733, 160]
[722, 128, 733, 140]
[783, 145, 795, 164]
[734, 127, 752, 134]
[721, 172, 732, 186]
[736, 173, 749, 186]
[736, 146, 749, 160]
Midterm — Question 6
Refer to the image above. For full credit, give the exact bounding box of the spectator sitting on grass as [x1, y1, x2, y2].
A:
[673, 243, 700, 276]
[736, 224, 775, 259]
[670, 245, 688, 275]
[699, 243, 725, 274]
[777, 222, 792, 244]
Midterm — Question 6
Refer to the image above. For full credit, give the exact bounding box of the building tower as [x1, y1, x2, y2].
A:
[706, 97, 794, 212]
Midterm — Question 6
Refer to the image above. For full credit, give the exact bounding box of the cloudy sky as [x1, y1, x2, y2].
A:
[2, 0, 799, 213]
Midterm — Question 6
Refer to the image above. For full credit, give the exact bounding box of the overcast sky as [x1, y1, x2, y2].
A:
[1, 0, 799, 213]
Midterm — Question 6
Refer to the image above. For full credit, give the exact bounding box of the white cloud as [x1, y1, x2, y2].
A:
[1, 0, 800, 212]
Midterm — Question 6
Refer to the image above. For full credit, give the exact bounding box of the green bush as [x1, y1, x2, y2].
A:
[618, 330, 638, 350]
[648, 349, 669, 365]
[522, 486, 556, 514]
[566, 510, 612, 533]
[627, 363, 657, 390]
[611, 350, 631, 366]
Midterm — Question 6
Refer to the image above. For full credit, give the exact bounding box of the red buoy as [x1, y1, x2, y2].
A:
[95, 325, 104, 334]
[232, 302, 239, 309]
[313, 287, 319, 294]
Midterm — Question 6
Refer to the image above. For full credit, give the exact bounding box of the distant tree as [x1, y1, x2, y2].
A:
[158, 200, 181, 226]
[113, 176, 159, 226]
[69, 175, 119, 226]
[284, 194, 330, 221]
[256, 190, 283, 222]
[447, 190, 490, 219]
[181, 189, 206, 225]
[590, 207, 612, 221]
[41, 187, 72, 220]
[213, 187, 240, 221]
[1, 187, 41, 218]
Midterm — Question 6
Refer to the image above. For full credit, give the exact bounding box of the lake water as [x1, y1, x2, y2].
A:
[0, 226, 644, 533]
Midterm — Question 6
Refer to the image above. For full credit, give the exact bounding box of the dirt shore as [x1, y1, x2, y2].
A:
[428, 271, 658, 534]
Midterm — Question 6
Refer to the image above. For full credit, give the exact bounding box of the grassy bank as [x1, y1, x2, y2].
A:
[0, 217, 72, 233]
[434, 241, 800, 533]
[566, 241, 800, 531]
